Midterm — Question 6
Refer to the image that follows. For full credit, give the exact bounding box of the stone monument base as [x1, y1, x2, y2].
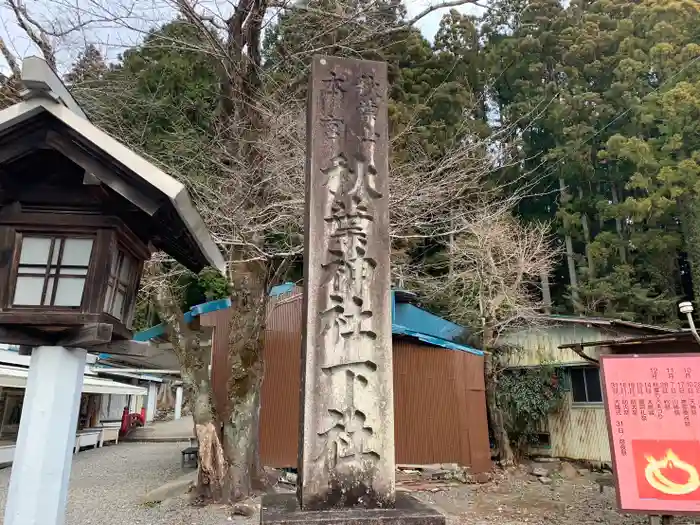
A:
[260, 493, 445, 525]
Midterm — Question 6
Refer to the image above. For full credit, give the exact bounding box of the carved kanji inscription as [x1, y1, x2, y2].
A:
[300, 56, 393, 511]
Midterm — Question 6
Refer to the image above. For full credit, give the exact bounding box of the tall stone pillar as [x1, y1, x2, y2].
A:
[298, 55, 394, 510]
[174, 385, 183, 420]
[260, 55, 444, 525]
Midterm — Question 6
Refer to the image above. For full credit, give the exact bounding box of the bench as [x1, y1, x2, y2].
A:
[181, 446, 198, 469]
[100, 425, 120, 446]
[80, 425, 120, 448]
[95, 426, 120, 446]
[74, 430, 101, 454]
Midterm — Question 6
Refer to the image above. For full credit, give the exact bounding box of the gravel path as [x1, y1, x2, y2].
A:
[2, 447, 697, 525]
[0, 442, 234, 525]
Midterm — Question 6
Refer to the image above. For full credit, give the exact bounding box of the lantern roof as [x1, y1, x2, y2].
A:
[0, 57, 225, 274]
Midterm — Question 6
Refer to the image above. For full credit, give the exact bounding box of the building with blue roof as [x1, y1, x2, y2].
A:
[98, 282, 490, 472]
[207, 283, 490, 472]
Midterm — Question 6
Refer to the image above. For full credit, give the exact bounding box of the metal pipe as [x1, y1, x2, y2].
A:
[685, 313, 700, 346]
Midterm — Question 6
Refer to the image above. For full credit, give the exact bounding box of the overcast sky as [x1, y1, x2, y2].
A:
[0, 0, 482, 75]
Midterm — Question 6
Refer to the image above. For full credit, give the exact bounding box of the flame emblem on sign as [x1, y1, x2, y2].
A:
[645, 450, 700, 496]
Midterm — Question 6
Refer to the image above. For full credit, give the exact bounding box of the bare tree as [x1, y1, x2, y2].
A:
[0, 0, 540, 502]
[412, 214, 560, 465]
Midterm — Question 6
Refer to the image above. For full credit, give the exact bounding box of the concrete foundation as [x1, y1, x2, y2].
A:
[260, 493, 445, 525]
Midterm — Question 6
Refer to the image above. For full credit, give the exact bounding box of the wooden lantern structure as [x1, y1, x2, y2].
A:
[0, 57, 225, 351]
[0, 57, 226, 525]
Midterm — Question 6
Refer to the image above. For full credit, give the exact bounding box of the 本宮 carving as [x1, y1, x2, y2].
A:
[321, 71, 346, 115]
[320, 72, 347, 153]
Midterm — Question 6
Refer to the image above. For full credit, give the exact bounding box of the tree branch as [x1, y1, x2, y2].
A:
[0, 37, 20, 78]
[569, 344, 600, 365]
[6, 0, 56, 69]
[372, 0, 487, 38]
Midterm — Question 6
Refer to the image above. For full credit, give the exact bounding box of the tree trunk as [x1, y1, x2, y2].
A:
[611, 184, 627, 264]
[578, 187, 594, 278]
[540, 270, 552, 314]
[181, 344, 227, 502]
[559, 178, 580, 310]
[484, 353, 514, 466]
[679, 195, 700, 303]
[482, 324, 514, 466]
[220, 256, 270, 502]
[191, 384, 227, 501]
[222, 375, 263, 500]
[154, 284, 228, 503]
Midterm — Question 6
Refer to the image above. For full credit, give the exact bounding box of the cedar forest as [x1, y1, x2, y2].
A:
[1, 0, 699, 500]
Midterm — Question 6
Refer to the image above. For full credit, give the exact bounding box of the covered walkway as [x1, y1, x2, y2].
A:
[124, 416, 195, 442]
[0, 359, 148, 466]
[0, 364, 147, 395]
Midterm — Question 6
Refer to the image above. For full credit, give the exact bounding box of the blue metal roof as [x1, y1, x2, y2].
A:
[98, 297, 232, 359]
[131, 297, 232, 343]
[270, 282, 296, 297]
[124, 285, 482, 357]
[392, 323, 482, 355]
[394, 302, 464, 342]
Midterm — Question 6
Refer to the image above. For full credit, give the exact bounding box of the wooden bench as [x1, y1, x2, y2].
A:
[102, 425, 120, 446]
[92, 426, 120, 446]
[74, 430, 101, 454]
[181, 446, 198, 468]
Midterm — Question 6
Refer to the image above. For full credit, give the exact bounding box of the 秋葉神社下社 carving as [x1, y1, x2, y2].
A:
[300, 56, 394, 510]
[314, 67, 386, 474]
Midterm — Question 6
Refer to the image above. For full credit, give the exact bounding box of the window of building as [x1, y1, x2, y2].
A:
[103, 249, 137, 322]
[12, 235, 94, 307]
[570, 366, 603, 403]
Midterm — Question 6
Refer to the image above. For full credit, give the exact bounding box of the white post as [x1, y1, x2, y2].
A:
[4, 346, 86, 525]
[145, 383, 157, 423]
[174, 386, 183, 420]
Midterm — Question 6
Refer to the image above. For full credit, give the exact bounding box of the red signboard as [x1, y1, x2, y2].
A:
[601, 354, 700, 514]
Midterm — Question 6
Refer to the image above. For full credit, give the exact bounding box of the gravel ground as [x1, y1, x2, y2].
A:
[414, 465, 700, 525]
[0, 442, 235, 525]
[0, 446, 697, 525]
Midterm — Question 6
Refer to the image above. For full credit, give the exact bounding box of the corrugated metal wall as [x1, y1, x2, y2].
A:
[500, 325, 654, 367]
[259, 289, 303, 468]
[204, 291, 490, 473]
[393, 338, 490, 471]
[200, 307, 232, 418]
[542, 341, 700, 463]
[543, 397, 611, 462]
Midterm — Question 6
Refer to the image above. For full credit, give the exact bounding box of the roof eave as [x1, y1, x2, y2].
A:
[171, 189, 226, 274]
[20, 56, 88, 120]
[559, 330, 696, 350]
[540, 315, 677, 334]
[0, 99, 226, 274]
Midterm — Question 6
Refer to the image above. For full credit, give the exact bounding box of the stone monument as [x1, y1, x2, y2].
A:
[261, 56, 445, 525]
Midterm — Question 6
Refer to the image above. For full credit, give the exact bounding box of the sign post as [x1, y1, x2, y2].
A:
[601, 354, 700, 516]
[4, 347, 86, 525]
